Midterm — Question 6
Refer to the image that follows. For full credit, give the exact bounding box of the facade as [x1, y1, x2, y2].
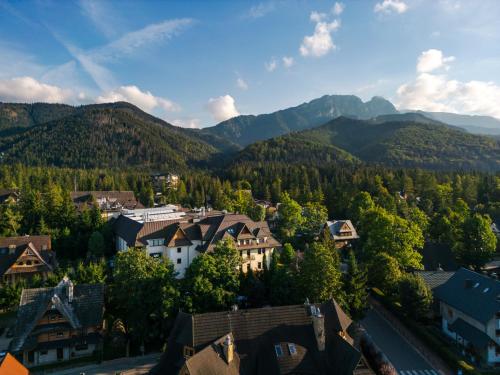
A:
[0, 236, 55, 284]
[9, 277, 104, 368]
[324, 220, 359, 249]
[153, 299, 366, 375]
[113, 212, 281, 278]
[70, 191, 144, 220]
[434, 268, 500, 365]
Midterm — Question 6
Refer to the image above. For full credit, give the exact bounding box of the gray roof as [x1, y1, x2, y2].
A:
[416, 270, 455, 290]
[325, 220, 359, 241]
[434, 268, 500, 324]
[448, 318, 492, 349]
[10, 277, 104, 352]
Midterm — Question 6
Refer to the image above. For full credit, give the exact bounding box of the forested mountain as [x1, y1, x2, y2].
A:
[233, 115, 500, 171]
[415, 111, 500, 136]
[201, 95, 398, 147]
[0, 103, 229, 170]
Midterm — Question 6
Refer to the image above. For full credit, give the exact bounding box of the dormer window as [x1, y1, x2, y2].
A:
[274, 344, 283, 357]
[288, 343, 297, 355]
[483, 288, 490, 293]
[183, 346, 194, 358]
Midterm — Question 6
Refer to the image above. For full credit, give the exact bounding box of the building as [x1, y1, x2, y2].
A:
[0, 352, 30, 375]
[434, 268, 500, 365]
[9, 277, 104, 368]
[113, 212, 281, 278]
[70, 191, 144, 219]
[324, 220, 359, 249]
[153, 299, 366, 375]
[151, 173, 180, 190]
[0, 236, 55, 284]
[0, 189, 19, 205]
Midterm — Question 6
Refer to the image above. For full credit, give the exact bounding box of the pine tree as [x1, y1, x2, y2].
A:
[343, 250, 368, 321]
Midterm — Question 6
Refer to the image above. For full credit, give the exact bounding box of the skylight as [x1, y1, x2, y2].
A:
[274, 344, 283, 357]
[483, 288, 490, 293]
[288, 343, 297, 355]
[473, 282, 480, 288]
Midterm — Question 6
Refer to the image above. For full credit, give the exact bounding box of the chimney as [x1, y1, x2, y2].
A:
[464, 279, 473, 288]
[311, 307, 325, 351]
[222, 335, 234, 363]
[8, 244, 16, 255]
[63, 276, 74, 303]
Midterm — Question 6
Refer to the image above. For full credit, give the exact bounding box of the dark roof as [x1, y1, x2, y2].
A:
[0, 236, 54, 277]
[155, 300, 361, 375]
[113, 213, 281, 252]
[0, 189, 19, 204]
[434, 268, 500, 324]
[10, 277, 104, 352]
[325, 220, 359, 241]
[70, 191, 143, 211]
[448, 318, 492, 349]
[416, 270, 455, 290]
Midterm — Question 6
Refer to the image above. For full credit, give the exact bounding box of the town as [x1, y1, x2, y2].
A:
[0, 166, 498, 375]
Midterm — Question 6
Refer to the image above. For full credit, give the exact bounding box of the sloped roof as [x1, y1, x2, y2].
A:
[416, 270, 455, 290]
[10, 278, 104, 352]
[70, 191, 143, 211]
[325, 220, 359, 241]
[0, 236, 54, 277]
[448, 318, 492, 349]
[434, 267, 500, 324]
[155, 300, 360, 375]
[0, 353, 30, 375]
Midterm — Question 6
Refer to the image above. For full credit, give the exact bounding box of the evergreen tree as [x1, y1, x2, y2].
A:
[398, 273, 432, 320]
[343, 250, 368, 321]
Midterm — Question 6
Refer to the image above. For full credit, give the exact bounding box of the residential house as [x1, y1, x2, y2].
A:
[434, 268, 500, 365]
[0, 236, 55, 284]
[113, 212, 281, 278]
[9, 277, 104, 368]
[153, 299, 369, 375]
[0, 352, 30, 375]
[70, 191, 144, 220]
[151, 173, 180, 191]
[324, 220, 359, 249]
[0, 189, 19, 205]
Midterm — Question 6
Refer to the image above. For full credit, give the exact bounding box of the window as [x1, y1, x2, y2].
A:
[17, 261, 24, 266]
[75, 344, 88, 351]
[257, 249, 262, 255]
[240, 251, 243, 257]
[57, 332, 64, 337]
[177, 258, 182, 264]
[177, 247, 182, 253]
[40, 350, 48, 355]
[34, 260, 39, 265]
[258, 262, 262, 269]
[288, 343, 297, 355]
[246, 264, 250, 272]
[247, 250, 251, 256]
[26, 260, 32, 266]
[483, 288, 490, 293]
[274, 344, 283, 357]
[150, 252, 162, 259]
[183, 346, 195, 358]
[473, 282, 480, 288]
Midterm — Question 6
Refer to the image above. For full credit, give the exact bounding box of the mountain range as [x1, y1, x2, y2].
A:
[0, 95, 498, 172]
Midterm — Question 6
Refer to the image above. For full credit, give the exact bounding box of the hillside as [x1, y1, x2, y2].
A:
[416, 111, 500, 136]
[202, 95, 398, 147]
[0, 103, 227, 170]
[232, 115, 500, 171]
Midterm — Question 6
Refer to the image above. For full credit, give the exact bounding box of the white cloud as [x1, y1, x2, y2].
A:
[282, 56, 295, 68]
[0, 76, 75, 103]
[417, 49, 455, 73]
[374, 0, 408, 14]
[236, 77, 248, 90]
[310, 11, 327, 22]
[332, 2, 345, 15]
[79, 0, 120, 38]
[170, 118, 201, 129]
[96, 85, 180, 112]
[300, 17, 340, 58]
[206, 95, 240, 122]
[265, 58, 278, 72]
[397, 51, 500, 118]
[247, 2, 275, 18]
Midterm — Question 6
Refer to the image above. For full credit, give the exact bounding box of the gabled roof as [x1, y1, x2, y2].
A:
[70, 191, 143, 211]
[0, 236, 54, 277]
[155, 300, 360, 375]
[10, 278, 104, 352]
[325, 220, 359, 241]
[434, 267, 500, 324]
[416, 270, 455, 290]
[448, 318, 492, 349]
[0, 353, 29, 375]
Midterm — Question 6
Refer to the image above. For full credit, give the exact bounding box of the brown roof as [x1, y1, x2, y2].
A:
[0, 236, 54, 277]
[70, 191, 143, 211]
[154, 300, 361, 375]
[113, 213, 281, 252]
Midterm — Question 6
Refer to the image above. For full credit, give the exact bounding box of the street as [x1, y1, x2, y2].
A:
[36, 353, 161, 375]
[362, 308, 439, 375]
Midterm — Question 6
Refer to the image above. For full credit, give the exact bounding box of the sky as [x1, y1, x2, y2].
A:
[0, 0, 499, 128]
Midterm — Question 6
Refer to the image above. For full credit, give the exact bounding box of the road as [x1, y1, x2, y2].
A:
[362, 308, 439, 375]
[38, 353, 161, 375]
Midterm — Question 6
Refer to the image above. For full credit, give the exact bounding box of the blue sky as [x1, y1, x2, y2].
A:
[0, 0, 499, 127]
